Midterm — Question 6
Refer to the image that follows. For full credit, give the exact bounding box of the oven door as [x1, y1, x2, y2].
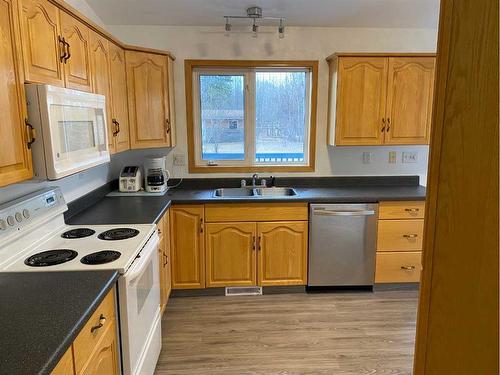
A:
[118, 231, 161, 375]
[42, 85, 110, 179]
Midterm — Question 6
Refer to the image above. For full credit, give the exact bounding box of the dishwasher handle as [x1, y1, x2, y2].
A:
[312, 209, 376, 217]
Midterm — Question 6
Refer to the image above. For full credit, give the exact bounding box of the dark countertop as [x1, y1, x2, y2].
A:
[0, 271, 119, 375]
[66, 176, 426, 225]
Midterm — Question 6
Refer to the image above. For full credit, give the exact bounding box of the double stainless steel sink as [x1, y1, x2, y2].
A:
[213, 187, 298, 198]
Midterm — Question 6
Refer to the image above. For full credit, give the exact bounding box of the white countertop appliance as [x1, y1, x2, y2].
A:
[0, 188, 161, 375]
[25, 84, 110, 180]
[144, 157, 170, 193]
[119, 166, 143, 192]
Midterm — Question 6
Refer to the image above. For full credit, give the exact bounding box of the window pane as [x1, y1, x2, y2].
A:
[199, 75, 245, 161]
[255, 71, 307, 164]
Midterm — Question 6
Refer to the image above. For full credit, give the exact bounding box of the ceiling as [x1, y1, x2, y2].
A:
[85, 0, 440, 28]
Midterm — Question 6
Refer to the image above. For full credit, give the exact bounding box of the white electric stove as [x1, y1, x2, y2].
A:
[0, 188, 162, 375]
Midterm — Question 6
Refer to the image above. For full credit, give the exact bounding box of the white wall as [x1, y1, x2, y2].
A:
[63, 0, 107, 28]
[108, 25, 437, 183]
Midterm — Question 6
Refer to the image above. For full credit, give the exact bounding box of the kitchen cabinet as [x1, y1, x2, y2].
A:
[19, 0, 63, 85]
[51, 289, 118, 375]
[171, 205, 205, 289]
[126, 51, 174, 149]
[205, 222, 257, 287]
[60, 11, 92, 92]
[258, 221, 308, 286]
[0, 0, 33, 188]
[158, 209, 172, 313]
[109, 42, 130, 152]
[89, 31, 114, 154]
[327, 53, 435, 146]
[375, 200, 425, 283]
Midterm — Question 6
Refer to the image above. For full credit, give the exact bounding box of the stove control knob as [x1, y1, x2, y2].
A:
[6, 215, 15, 226]
[22, 209, 30, 219]
[15, 212, 23, 223]
[0, 219, 6, 230]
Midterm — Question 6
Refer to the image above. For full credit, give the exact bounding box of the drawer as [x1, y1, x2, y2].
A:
[375, 252, 422, 283]
[379, 201, 425, 219]
[74, 289, 116, 373]
[205, 203, 308, 222]
[377, 219, 424, 251]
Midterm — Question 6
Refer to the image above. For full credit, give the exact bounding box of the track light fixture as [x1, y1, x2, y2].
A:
[223, 6, 285, 38]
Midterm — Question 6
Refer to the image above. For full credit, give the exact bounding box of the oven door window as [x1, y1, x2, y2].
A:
[136, 260, 153, 315]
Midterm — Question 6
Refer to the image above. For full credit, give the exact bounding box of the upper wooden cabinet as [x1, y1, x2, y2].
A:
[126, 51, 175, 149]
[0, 0, 33, 188]
[170, 205, 205, 289]
[60, 11, 92, 92]
[89, 31, 114, 154]
[109, 42, 130, 153]
[19, 0, 63, 85]
[327, 53, 436, 146]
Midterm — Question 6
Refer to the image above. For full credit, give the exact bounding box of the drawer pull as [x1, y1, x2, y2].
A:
[405, 208, 420, 213]
[401, 265, 416, 271]
[403, 234, 418, 238]
[90, 314, 106, 333]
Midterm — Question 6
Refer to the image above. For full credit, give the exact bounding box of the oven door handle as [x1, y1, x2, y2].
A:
[125, 232, 159, 284]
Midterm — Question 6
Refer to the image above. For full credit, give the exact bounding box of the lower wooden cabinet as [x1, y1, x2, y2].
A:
[258, 221, 308, 286]
[375, 251, 422, 283]
[158, 209, 172, 313]
[205, 222, 257, 287]
[171, 205, 205, 289]
[51, 289, 119, 375]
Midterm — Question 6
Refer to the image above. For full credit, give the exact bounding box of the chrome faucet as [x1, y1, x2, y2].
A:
[252, 173, 259, 187]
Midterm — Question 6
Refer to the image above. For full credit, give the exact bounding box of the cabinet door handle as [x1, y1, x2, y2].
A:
[112, 119, 120, 136]
[252, 235, 256, 250]
[401, 265, 416, 271]
[25, 119, 36, 149]
[163, 252, 168, 266]
[165, 118, 171, 134]
[405, 208, 420, 213]
[381, 118, 386, 132]
[386, 117, 391, 132]
[58, 36, 67, 62]
[90, 314, 106, 333]
[257, 235, 262, 251]
[200, 217, 203, 233]
[64, 40, 71, 63]
[403, 234, 418, 239]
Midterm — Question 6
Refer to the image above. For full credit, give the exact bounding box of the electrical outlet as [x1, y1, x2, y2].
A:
[402, 151, 418, 163]
[362, 152, 372, 164]
[388, 151, 397, 164]
[173, 154, 186, 166]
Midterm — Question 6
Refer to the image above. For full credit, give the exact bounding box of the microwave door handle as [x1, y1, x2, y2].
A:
[126, 234, 159, 284]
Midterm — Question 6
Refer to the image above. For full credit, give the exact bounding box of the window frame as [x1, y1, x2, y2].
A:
[185, 60, 318, 173]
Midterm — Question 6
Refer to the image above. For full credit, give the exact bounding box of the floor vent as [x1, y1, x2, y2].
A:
[225, 286, 262, 296]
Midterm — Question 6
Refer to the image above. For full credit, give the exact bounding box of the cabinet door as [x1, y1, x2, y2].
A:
[109, 43, 130, 152]
[257, 221, 308, 286]
[335, 57, 387, 145]
[157, 214, 167, 312]
[19, 0, 63, 85]
[205, 222, 257, 287]
[385, 57, 435, 145]
[90, 32, 114, 154]
[171, 205, 205, 289]
[126, 51, 171, 149]
[0, 0, 33, 188]
[164, 211, 172, 299]
[60, 11, 92, 92]
[51, 347, 74, 375]
[79, 322, 119, 375]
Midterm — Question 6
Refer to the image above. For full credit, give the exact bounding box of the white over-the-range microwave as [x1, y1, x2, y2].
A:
[25, 84, 110, 180]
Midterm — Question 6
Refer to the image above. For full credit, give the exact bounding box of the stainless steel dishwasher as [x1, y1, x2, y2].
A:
[308, 203, 378, 287]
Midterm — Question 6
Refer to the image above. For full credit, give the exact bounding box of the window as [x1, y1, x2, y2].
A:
[186, 60, 318, 172]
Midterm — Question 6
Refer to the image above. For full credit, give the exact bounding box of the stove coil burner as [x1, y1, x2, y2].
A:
[81, 250, 121, 265]
[61, 228, 96, 239]
[98, 228, 140, 241]
[24, 249, 78, 267]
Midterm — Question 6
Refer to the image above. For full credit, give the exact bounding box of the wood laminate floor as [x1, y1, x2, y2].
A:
[155, 290, 418, 375]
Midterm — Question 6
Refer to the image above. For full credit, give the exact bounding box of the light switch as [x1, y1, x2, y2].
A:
[388, 151, 397, 164]
[173, 154, 186, 166]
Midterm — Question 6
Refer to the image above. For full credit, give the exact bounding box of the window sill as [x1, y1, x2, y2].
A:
[188, 165, 315, 173]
